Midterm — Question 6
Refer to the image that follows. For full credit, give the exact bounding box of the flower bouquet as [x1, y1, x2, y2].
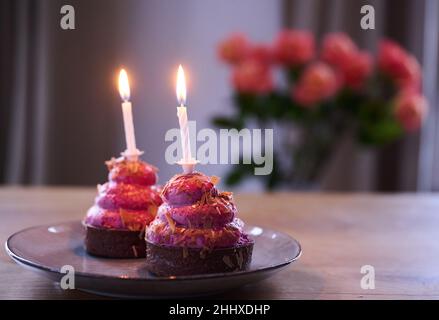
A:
[214, 30, 428, 189]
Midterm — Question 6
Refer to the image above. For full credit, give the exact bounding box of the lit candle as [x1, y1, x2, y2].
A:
[176, 65, 197, 173]
[118, 69, 142, 160]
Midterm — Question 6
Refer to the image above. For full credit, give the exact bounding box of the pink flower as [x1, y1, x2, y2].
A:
[218, 33, 250, 65]
[320, 33, 372, 90]
[394, 90, 428, 131]
[340, 51, 373, 90]
[247, 44, 273, 65]
[232, 59, 273, 94]
[293, 62, 339, 106]
[378, 40, 421, 90]
[321, 33, 358, 68]
[273, 30, 315, 66]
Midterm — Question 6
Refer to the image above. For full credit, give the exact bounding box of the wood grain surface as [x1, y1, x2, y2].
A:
[1, 187, 438, 299]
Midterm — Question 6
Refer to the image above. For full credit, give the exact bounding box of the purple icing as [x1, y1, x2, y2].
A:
[146, 172, 254, 248]
[85, 157, 162, 231]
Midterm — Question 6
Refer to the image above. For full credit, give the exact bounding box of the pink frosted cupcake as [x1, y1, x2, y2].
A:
[84, 157, 162, 258]
[145, 172, 253, 276]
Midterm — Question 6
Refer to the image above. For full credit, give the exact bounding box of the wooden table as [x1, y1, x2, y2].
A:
[1, 187, 438, 299]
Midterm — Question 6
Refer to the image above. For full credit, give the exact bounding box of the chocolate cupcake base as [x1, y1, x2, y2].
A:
[145, 241, 254, 276]
[84, 224, 146, 258]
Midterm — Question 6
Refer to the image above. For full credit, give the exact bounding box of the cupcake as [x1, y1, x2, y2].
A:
[145, 172, 254, 276]
[84, 156, 162, 258]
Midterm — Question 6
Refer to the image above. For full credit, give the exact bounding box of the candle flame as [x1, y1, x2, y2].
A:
[118, 69, 130, 102]
[176, 65, 186, 105]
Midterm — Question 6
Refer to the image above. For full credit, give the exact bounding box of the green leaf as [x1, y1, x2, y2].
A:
[225, 167, 247, 186]
[234, 93, 257, 115]
[358, 118, 403, 145]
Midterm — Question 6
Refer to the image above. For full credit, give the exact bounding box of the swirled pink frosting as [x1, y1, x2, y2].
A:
[85, 157, 162, 231]
[146, 172, 253, 248]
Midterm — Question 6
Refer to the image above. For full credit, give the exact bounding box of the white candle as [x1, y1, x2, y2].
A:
[176, 65, 197, 173]
[118, 69, 141, 160]
[122, 101, 136, 153]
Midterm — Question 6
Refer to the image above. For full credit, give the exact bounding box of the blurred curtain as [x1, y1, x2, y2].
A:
[284, 0, 436, 191]
[0, 0, 125, 185]
[0, 0, 50, 184]
[418, 0, 439, 191]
